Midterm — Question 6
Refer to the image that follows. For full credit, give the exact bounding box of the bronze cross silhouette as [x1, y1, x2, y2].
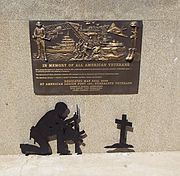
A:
[115, 114, 132, 145]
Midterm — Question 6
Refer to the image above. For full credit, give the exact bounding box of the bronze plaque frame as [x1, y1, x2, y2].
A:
[30, 20, 143, 95]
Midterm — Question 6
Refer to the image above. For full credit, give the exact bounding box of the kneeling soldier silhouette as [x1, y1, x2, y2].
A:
[20, 102, 86, 155]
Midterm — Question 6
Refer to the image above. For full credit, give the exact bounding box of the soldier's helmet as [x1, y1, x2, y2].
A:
[130, 21, 138, 27]
[36, 21, 42, 27]
[55, 102, 68, 116]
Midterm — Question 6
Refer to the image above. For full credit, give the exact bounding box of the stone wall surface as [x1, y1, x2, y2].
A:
[0, 0, 179, 154]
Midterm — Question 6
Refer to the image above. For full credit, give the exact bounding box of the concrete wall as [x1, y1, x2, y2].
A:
[0, 0, 179, 154]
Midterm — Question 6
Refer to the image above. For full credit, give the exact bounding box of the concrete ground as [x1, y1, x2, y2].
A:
[0, 152, 179, 176]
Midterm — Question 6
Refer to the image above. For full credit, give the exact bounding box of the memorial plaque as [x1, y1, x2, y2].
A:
[30, 20, 143, 95]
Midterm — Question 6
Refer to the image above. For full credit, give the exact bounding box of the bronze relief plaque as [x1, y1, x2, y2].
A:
[30, 20, 143, 95]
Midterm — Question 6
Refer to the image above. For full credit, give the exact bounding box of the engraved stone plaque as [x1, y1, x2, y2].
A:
[30, 20, 143, 95]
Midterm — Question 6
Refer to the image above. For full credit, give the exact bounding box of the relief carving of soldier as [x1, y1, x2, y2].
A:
[33, 21, 47, 61]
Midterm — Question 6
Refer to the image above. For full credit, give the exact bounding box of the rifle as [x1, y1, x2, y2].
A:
[73, 105, 87, 154]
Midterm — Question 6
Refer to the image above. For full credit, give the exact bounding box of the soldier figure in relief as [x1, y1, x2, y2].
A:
[33, 21, 47, 61]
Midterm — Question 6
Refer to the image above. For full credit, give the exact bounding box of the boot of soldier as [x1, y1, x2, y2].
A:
[43, 54, 48, 62]
[58, 146, 72, 155]
[58, 149, 72, 155]
[59, 151, 72, 155]
[57, 140, 72, 155]
[36, 53, 40, 59]
[36, 49, 41, 59]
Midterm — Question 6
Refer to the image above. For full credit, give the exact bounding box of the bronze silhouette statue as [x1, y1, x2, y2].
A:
[20, 102, 87, 155]
[105, 114, 134, 152]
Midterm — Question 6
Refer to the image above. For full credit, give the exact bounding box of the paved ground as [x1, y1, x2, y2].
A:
[0, 152, 179, 176]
